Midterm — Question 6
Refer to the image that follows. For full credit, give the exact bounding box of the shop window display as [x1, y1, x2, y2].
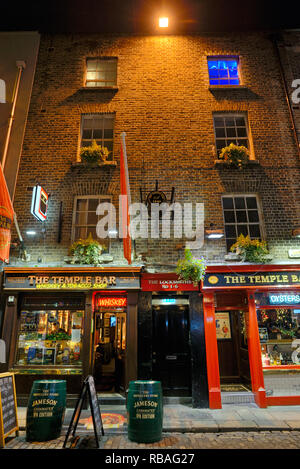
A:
[15, 309, 84, 368]
[257, 308, 300, 366]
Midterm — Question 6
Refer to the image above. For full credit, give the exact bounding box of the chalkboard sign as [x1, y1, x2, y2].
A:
[0, 373, 19, 448]
[63, 375, 104, 449]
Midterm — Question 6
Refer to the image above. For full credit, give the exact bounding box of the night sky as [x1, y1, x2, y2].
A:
[0, 0, 299, 34]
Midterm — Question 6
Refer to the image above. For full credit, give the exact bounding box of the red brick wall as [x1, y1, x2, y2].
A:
[11, 32, 300, 267]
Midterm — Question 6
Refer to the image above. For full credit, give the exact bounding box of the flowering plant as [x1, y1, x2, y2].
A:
[230, 234, 269, 263]
[80, 139, 110, 164]
[176, 248, 207, 286]
[219, 143, 249, 169]
[69, 233, 106, 265]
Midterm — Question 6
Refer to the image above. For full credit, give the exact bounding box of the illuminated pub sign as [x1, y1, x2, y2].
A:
[3, 272, 140, 290]
[94, 296, 127, 308]
[269, 293, 300, 305]
[31, 185, 48, 221]
[203, 271, 300, 288]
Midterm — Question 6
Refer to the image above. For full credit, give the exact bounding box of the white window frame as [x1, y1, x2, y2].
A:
[221, 193, 266, 252]
[207, 56, 242, 86]
[79, 113, 115, 161]
[84, 58, 117, 88]
[213, 112, 255, 160]
[71, 195, 112, 251]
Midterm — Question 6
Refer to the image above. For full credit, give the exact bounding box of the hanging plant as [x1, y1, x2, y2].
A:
[219, 143, 249, 170]
[230, 234, 269, 263]
[69, 233, 106, 265]
[80, 139, 110, 164]
[176, 248, 206, 286]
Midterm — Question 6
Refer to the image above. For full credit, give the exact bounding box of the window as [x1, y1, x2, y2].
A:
[85, 58, 117, 87]
[213, 114, 249, 157]
[207, 57, 240, 85]
[0, 79, 5, 103]
[15, 300, 85, 368]
[222, 194, 263, 251]
[72, 195, 111, 251]
[81, 114, 114, 158]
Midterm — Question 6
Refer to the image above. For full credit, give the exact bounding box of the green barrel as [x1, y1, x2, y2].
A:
[26, 380, 66, 442]
[127, 380, 163, 443]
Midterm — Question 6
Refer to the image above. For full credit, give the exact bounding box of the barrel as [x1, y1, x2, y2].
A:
[26, 380, 66, 442]
[127, 380, 163, 443]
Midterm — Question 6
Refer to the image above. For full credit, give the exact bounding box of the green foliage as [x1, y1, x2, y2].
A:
[230, 234, 269, 263]
[219, 143, 249, 169]
[80, 139, 110, 164]
[176, 248, 206, 285]
[69, 233, 105, 265]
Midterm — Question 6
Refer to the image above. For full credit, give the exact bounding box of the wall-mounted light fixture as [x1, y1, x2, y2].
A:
[292, 228, 300, 238]
[159, 17, 169, 28]
[205, 224, 224, 239]
[26, 230, 37, 236]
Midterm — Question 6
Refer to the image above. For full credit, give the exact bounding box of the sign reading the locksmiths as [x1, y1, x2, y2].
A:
[3, 273, 140, 290]
[203, 271, 300, 288]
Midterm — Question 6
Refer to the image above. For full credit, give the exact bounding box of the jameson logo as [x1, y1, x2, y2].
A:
[0, 214, 12, 230]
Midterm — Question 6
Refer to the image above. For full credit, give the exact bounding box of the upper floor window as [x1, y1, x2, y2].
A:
[0, 79, 5, 103]
[222, 194, 264, 251]
[208, 57, 240, 85]
[81, 114, 114, 159]
[213, 114, 249, 157]
[72, 195, 111, 252]
[85, 58, 117, 87]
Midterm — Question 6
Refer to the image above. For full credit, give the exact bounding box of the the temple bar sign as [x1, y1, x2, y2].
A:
[204, 271, 300, 288]
[3, 273, 140, 290]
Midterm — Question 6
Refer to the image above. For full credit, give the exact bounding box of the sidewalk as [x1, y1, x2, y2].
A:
[15, 402, 300, 433]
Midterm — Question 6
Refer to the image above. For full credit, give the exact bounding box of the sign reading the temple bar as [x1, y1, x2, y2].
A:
[203, 271, 300, 289]
[3, 272, 140, 290]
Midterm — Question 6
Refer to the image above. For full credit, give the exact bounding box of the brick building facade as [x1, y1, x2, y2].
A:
[2, 30, 300, 409]
[9, 31, 300, 267]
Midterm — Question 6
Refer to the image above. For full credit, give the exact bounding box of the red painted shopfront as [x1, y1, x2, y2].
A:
[202, 264, 300, 409]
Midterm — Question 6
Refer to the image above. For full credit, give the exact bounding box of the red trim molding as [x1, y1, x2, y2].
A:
[267, 396, 300, 406]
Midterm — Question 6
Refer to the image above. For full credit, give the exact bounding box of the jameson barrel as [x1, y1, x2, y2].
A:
[127, 380, 163, 443]
[26, 380, 66, 442]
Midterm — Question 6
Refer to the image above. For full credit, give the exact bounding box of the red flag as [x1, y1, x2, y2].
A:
[120, 132, 132, 264]
[0, 163, 14, 263]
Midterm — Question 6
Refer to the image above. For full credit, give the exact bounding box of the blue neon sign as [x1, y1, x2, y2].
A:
[269, 294, 300, 305]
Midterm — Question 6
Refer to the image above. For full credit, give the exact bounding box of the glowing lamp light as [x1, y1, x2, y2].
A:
[159, 17, 169, 28]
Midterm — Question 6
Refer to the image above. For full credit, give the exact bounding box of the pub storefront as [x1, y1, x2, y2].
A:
[202, 264, 300, 409]
[1, 267, 141, 404]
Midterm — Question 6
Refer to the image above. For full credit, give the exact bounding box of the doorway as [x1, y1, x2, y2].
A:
[93, 306, 127, 393]
[216, 310, 251, 392]
[152, 298, 191, 396]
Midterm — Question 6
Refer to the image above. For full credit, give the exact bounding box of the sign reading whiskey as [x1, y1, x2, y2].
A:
[3, 272, 140, 290]
[204, 271, 300, 288]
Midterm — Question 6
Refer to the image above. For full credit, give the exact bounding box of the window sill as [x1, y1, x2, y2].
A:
[214, 159, 259, 168]
[80, 86, 119, 92]
[72, 160, 117, 168]
[209, 85, 248, 90]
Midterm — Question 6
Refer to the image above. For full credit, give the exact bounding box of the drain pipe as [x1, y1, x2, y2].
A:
[1, 60, 26, 169]
[1, 60, 28, 260]
[270, 33, 300, 161]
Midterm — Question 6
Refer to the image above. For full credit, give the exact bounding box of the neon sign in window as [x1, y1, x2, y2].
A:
[208, 57, 239, 85]
[269, 294, 300, 305]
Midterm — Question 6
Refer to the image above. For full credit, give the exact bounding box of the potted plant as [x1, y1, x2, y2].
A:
[69, 233, 106, 265]
[80, 139, 110, 165]
[230, 234, 269, 263]
[219, 143, 249, 169]
[176, 248, 206, 286]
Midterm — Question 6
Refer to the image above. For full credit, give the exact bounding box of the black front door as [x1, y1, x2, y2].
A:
[152, 304, 191, 395]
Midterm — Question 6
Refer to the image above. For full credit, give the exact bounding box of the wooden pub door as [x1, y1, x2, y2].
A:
[152, 303, 192, 396]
